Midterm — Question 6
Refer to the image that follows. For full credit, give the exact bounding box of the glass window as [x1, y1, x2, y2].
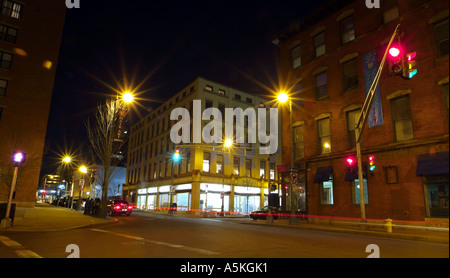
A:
[0, 78, 7, 96]
[315, 71, 328, 99]
[343, 58, 358, 91]
[341, 16, 355, 44]
[382, 0, 399, 24]
[314, 33, 325, 57]
[216, 154, 223, 174]
[352, 178, 369, 204]
[434, 18, 449, 57]
[317, 117, 331, 154]
[233, 156, 240, 175]
[203, 152, 210, 173]
[260, 160, 266, 178]
[1, 0, 23, 19]
[270, 162, 275, 180]
[0, 24, 18, 43]
[291, 44, 301, 69]
[390, 95, 413, 141]
[0, 51, 13, 69]
[424, 175, 449, 217]
[294, 124, 304, 158]
[186, 152, 191, 173]
[320, 173, 334, 205]
[245, 159, 252, 177]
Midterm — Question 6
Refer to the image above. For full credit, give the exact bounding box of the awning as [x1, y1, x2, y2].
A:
[344, 162, 367, 181]
[313, 166, 333, 183]
[416, 152, 449, 175]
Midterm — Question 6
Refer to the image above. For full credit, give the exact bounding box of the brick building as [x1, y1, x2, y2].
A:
[273, 0, 448, 222]
[0, 1, 66, 207]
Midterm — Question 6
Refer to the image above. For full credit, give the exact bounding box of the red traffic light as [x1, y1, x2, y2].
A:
[346, 157, 355, 166]
[388, 47, 401, 58]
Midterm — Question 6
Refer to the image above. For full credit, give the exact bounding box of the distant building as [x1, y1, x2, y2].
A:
[123, 77, 282, 214]
[273, 0, 449, 221]
[0, 1, 66, 207]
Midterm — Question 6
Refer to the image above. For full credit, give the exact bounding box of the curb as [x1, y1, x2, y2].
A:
[243, 220, 449, 244]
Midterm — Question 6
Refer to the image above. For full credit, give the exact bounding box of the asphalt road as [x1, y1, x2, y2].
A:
[1, 212, 448, 259]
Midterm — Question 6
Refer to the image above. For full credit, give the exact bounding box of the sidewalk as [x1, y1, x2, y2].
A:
[141, 209, 449, 244]
[0, 202, 116, 233]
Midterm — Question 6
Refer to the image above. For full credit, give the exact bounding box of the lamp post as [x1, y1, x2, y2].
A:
[278, 92, 298, 225]
[1, 152, 26, 228]
[220, 139, 233, 216]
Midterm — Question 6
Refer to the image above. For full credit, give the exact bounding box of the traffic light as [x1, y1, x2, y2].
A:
[368, 155, 375, 173]
[388, 45, 404, 77]
[346, 157, 355, 167]
[173, 148, 181, 162]
[404, 51, 417, 79]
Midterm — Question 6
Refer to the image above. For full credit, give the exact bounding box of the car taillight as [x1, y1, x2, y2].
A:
[114, 205, 121, 210]
[128, 206, 132, 210]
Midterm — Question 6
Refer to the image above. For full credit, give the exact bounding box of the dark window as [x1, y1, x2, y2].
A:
[0, 24, 18, 43]
[343, 58, 358, 91]
[434, 18, 449, 57]
[291, 44, 301, 69]
[315, 71, 328, 99]
[0, 51, 13, 69]
[341, 16, 355, 44]
[390, 95, 413, 141]
[314, 33, 325, 57]
[0, 78, 7, 96]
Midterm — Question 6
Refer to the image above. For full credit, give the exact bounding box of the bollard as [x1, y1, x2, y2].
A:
[385, 218, 393, 233]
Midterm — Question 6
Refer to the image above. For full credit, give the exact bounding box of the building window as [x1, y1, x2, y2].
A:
[390, 95, 414, 141]
[343, 58, 358, 91]
[423, 174, 449, 218]
[346, 109, 361, 149]
[245, 158, 252, 177]
[203, 152, 210, 173]
[270, 162, 275, 180]
[434, 18, 449, 57]
[218, 89, 225, 95]
[317, 117, 331, 154]
[205, 99, 213, 109]
[234, 94, 241, 100]
[443, 83, 449, 125]
[382, 0, 399, 24]
[0, 78, 7, 96]
[294, 124, 304, 159]
[315, 71, 328, 99]
[0, 51, 13, 69]
[205, 85, 213, 92]
[259, 160, 266, 178]
[320, 173, 334, 205]
[1, 0, 23, 19]
[0, 107, 3, 121]
[291, 44, 301, 69]
[314, 33, 325, 57]
[351, 178, 369, 205]
[341, 16, 355, 44]
[0, 24, 18, 43]
[186, 152, 191, 173]
[233, 156, 240, 175]
[216, 154, 223, 174]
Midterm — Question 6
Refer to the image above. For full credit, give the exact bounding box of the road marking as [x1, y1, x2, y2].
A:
[91, 228, 219, 255]
[0, 235, 43, 258]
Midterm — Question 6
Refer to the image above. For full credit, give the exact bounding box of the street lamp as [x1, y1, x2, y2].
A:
[122, 92, 134, 103]
[277, 92, 298, 225]
[1, 151, 26, 228]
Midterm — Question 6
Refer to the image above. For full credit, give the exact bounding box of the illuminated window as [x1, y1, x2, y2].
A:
[1, 0, 23, 19]
[320, 173, 334, 205]
[317, 117, 331, 154]
[203, 152, 210, 173]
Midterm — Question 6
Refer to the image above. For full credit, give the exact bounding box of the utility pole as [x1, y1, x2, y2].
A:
[355, 24, 400, 222]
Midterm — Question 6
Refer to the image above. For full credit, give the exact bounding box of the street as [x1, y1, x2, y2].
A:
[0, 212, 448, 259]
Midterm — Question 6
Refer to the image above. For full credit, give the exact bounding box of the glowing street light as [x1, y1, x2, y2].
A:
[277, 92, 289, 103]
[122, 92, 134, 103]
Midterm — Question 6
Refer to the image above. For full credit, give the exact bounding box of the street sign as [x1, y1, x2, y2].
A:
[290, 168, 298, 186]
[170, 185, 175, 195]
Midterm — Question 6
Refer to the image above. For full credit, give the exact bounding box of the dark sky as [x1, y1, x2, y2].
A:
[42, 0, 327, 172]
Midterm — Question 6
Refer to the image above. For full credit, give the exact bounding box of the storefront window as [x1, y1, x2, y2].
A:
[351, 178, 368, 204]
[424, 175, 449, 217]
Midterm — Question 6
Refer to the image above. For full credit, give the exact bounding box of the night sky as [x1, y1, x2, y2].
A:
[42, 0, 327, 172]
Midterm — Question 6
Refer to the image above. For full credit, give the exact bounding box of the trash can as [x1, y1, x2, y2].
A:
[169, 203, 177, 214]
[0, 203, 16, 226]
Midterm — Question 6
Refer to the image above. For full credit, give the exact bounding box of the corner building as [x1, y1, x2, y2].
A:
[123, 77, 282, 215]
[273, 0, 448, 222]
[0, 1, 66, 207]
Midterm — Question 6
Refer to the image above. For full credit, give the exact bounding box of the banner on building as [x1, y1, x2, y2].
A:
[363, 50, 384, 128]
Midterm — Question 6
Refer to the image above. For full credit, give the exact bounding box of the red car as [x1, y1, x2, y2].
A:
[108, 200, 133, 216]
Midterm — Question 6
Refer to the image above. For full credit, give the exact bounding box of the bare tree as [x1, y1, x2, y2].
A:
[85, 99, 126, 217]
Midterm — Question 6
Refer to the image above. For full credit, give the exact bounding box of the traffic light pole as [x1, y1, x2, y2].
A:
[355, 24, 400, 222]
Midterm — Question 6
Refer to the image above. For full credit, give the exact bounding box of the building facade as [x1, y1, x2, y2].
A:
[274, 0, 448, 222]
[123, 77, 282, 215]
[0, 0, 66, 207]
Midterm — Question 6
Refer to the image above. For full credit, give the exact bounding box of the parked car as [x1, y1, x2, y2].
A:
[107, 200, 133, 216]
[250, 206, 279, 220]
